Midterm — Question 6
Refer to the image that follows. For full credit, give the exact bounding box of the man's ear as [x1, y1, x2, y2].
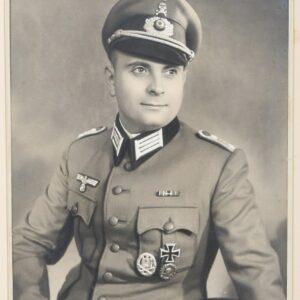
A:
[105, 64, 116, 97]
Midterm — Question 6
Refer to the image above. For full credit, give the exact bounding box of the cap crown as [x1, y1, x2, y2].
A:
[102, 0, 202, 65]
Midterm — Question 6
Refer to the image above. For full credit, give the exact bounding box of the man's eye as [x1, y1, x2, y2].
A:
[132, 66, 148, 75]
[165, 68, 178, 76]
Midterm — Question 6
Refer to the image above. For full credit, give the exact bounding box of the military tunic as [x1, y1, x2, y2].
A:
[13, 121, 285, 300]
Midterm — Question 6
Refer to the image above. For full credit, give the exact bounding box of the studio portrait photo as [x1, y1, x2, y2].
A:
[8, 0, 290, 299]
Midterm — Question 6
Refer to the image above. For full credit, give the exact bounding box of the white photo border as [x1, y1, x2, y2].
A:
[1, 0, 299, 299]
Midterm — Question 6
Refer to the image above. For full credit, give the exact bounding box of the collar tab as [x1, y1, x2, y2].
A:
[134, 129, 163, 160]
[111, 116, 180, 168]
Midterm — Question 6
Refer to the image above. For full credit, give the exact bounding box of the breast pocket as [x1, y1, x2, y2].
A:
[67, 178, 98, 261]
[137, 207, 199, 272]
[67, 177, 98, 226]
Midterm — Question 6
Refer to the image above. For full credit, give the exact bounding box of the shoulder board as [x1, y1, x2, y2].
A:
[197, 130, 236, 152]
[77, 126, 107, 140]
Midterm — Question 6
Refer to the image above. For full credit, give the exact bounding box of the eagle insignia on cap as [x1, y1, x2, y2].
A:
[144, 1, 174, 37]
[156, 1, 168, 16]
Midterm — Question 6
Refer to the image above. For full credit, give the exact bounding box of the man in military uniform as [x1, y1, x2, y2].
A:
[13, 0, 285, 299]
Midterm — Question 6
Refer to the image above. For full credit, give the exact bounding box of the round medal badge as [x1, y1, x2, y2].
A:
[159, 263, 177, 281]
[136, 252, 157, 277]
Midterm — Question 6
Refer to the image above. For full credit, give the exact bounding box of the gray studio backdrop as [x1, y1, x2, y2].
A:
[11, 0, 288, 298]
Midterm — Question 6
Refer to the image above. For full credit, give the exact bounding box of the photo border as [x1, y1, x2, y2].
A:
[1, 0, 299, 299]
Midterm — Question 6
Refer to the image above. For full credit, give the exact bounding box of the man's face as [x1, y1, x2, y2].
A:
[106, 50, 187, 133]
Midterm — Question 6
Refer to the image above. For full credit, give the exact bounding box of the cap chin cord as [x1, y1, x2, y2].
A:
[108, 29, 195, 62]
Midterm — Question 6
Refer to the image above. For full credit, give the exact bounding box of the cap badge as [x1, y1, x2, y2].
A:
[144, 1, 174, 37]
[76, 173, 100, 193]
[136, 252, 157, 277]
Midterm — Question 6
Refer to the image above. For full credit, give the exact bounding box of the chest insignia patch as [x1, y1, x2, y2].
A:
[156, 190, 180, 197]
[76, 173, 100, 193]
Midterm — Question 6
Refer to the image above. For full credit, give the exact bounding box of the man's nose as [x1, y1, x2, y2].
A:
[146, 74, 165, 96]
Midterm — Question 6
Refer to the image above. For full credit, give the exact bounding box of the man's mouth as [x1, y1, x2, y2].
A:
[140, 103, 168, 107]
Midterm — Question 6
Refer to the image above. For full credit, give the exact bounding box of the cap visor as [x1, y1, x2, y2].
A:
[110, 38, 188, 66]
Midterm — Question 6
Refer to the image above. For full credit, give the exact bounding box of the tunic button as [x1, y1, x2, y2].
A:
[124, 162, 132, 171]
[163, 221, 174, 233]
[109, 216, 119, 226]
[103, 272, 113, 281]
[112, 186, 123, 195]
[110, 243, 120, 253]
[70, 203, 78, 216]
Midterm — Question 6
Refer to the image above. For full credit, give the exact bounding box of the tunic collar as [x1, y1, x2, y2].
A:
[111, 115, 180, 169]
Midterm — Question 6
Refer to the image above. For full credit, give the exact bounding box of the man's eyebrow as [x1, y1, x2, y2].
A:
[163, 64, 181, 69]
[125, 61, 183, 70]
[126, 61, 151, 68]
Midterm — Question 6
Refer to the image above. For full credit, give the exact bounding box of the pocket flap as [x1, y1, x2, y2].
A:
[137, 207, 199, 235]
[67, 191, 97, 225]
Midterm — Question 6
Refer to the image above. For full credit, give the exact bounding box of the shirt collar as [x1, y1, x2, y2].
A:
[111, 115, 180, 169]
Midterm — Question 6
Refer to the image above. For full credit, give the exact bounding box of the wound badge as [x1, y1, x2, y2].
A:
[136, 252, 157, 277]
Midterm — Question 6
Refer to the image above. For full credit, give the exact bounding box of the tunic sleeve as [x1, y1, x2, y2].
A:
[13, 147, 74, 300]
[211, 148, 285, 300]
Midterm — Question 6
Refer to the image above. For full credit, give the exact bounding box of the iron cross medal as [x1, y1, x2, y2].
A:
[159, 243, 181, 280]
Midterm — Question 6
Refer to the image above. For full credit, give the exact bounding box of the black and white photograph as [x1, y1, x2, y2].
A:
[4, 0, 293, 299]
